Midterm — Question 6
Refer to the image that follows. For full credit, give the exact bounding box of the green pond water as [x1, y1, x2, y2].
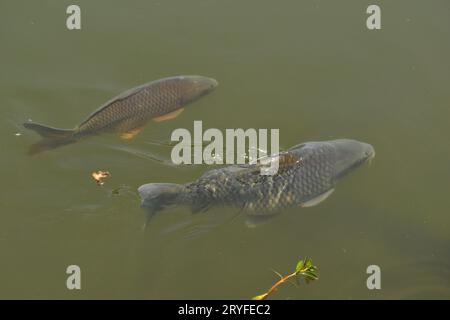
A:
[1, 0, 450, 299]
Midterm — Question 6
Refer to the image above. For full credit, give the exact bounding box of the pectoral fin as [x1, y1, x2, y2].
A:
[301, 188, 334, 207]
[152, 108, 184, 122]
[120, 127, 144, 140]
[245, 214, 276, 228]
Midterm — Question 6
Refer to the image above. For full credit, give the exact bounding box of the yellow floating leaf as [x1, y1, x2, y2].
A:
[252, 293, 268, 300]
[91, 170, 111, 186]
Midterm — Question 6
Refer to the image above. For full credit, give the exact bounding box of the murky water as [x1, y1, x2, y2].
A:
[1, 0, 450, 299]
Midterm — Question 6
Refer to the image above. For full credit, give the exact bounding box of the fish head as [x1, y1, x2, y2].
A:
[329, 139, 375, 180]
[179, 75, 218, 104]
[287, 139, 374, 185]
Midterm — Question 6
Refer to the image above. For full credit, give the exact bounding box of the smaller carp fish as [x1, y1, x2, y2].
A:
[23, 75, 218, 154]
[138, 139, 375, 227]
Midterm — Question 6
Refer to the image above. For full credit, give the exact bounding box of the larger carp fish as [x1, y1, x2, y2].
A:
[23, 75, 218, 154]
[138, 139, 375, 227]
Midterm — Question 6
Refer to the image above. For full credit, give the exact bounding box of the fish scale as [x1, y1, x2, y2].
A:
[23, 75, 218, 154]
[197, 143, 335, 215]
[138, 139, 375, 227]
[77, 79, 181, 135]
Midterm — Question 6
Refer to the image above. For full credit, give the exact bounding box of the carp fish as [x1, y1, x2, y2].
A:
[138, 139, 375, 227]
[23, 75, 218, 154]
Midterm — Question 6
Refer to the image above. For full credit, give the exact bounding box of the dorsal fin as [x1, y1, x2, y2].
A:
[223, 152, 302, 180]
[255, 152, 302, 176]
[277, 153, 302, 171]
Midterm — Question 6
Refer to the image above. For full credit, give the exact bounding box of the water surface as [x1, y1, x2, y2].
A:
[1, 0, 450, 299]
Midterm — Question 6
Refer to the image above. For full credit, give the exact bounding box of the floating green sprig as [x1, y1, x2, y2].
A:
[252, 257, 318, 300]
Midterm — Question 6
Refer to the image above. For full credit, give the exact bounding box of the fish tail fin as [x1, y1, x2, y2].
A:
[23, 122, 76, 155]
[23, 122, 74, 139]
[138, 183, 186, 228]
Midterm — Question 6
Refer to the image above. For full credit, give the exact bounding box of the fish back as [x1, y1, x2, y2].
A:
[77, 77, 185, 135]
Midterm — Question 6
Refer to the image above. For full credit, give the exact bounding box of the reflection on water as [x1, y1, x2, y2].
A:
[1, 0, 450, 299]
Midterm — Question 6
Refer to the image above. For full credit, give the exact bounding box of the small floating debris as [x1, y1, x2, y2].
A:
[14, 132, 22, 136]
[91, 171, 111, 186]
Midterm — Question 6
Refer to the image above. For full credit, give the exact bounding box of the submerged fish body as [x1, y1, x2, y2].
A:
[23, 75, 218, 154]
[138, 139, 375, 227]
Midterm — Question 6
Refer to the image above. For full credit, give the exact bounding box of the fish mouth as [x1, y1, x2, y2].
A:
[202, 77, 219, 92]
[358, 142, 375, 166]
[332, 139, 375, 180]
[190, 76, 219, 94]
[189, 75, 218, 86]
[210, 78, 219, 88]
[179, 75, 219, 104]
[365, 146, 376, 165]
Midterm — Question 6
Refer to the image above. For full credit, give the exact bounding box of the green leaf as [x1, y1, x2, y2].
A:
[305, 258, 313, 269]
[271, 269, 284, 280]
[295, 260, 305, 273]
[253, 255, 319, 300]
[303, 270, 319, 281]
